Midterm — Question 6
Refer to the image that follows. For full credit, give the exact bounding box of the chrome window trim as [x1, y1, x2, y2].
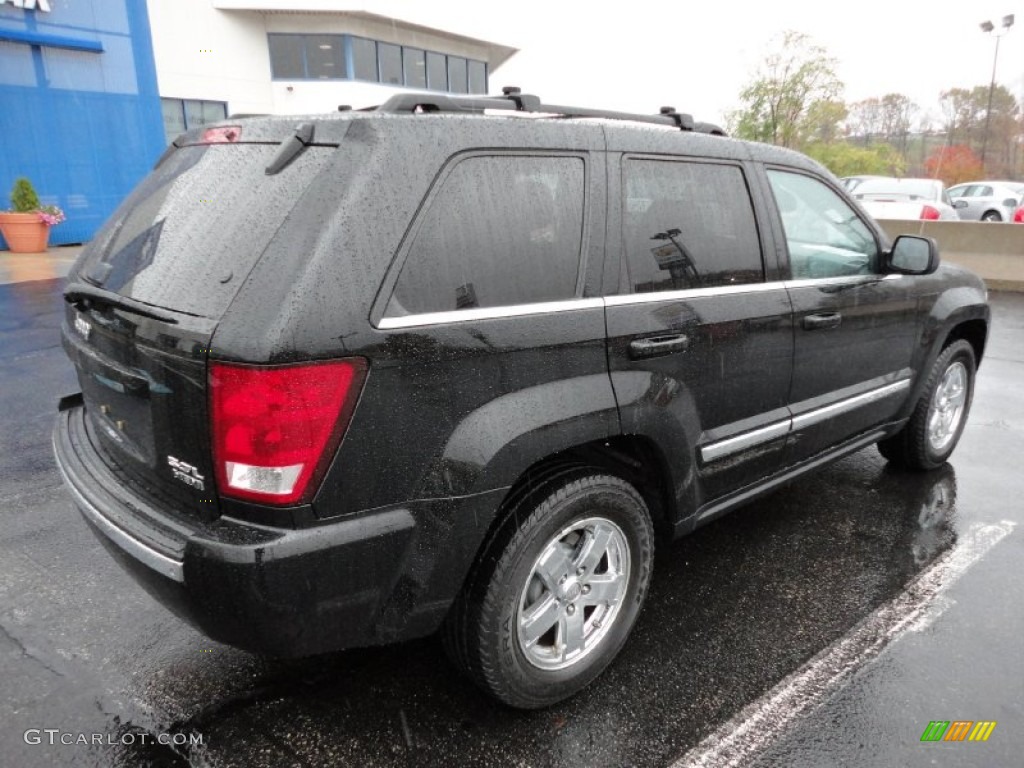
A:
[700, 420, 791, 463]
[790, 379, 911, 431]
[377, 297, 605, 329]
[604, 281, 788, 307]
[701, 377, 912, 463]
[783, 273, 901, 289]
[377, 275, 906, 328]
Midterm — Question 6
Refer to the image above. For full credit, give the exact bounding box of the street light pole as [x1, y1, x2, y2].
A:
[980, 14, 1015, 174]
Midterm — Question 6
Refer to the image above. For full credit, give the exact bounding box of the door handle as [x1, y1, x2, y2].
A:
[802, 312, 842, 331]
[628, 334, 689, 359]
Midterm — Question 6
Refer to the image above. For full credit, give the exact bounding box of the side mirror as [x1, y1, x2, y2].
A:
[1003, 198, 1019, 208]
[885, 235, 939, 275]
[952, 199, 968, 209]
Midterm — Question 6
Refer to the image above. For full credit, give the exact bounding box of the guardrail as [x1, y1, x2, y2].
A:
[876, 219, 1024, 292]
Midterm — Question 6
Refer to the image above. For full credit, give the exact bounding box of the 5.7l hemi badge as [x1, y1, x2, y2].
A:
[167, 455, 205, 491]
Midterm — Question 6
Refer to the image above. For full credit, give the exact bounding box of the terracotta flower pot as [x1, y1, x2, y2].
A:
[0, 212, 50, 254]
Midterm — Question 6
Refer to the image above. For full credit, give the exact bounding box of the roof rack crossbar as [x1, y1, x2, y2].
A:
[374, 90, 726, 136]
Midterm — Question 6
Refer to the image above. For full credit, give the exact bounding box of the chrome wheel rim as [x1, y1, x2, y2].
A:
[516, 517, 631, 671]
[927, 362, 968, 453]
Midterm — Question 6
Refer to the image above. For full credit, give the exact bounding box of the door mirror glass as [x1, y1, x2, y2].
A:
[1003, 198, 1018, 208]
[953, 199, 968, 209]
[886, 235, 939, 275]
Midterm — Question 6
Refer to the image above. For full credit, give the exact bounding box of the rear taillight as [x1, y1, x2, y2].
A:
[209, 359, 367, 505]
[921, 205, 941, 220]
[201, 126, 242, 144]
[1015, 207, 1024, 223]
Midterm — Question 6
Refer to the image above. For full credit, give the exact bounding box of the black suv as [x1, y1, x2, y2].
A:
[53, 90, 989, 709]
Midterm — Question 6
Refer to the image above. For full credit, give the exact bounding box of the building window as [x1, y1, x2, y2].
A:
[306, 35, 346, 79]
[426, 51, 447, 90]
[468, 60, 487, 94]
[267, 33, 485, 94]
[267, 34, 305, 78]
[268, 34, 346, 79]
[351, 36, 377, 81]
[403, 46, 426, 89]
[377, 42, 402, 85]
[161, 98, 228, 144]
[447, 56, 468, 94]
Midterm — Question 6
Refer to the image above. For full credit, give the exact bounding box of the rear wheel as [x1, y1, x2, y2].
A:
[981, 211, 1002, 222]
[443, 471, 654, 709]
[878, 340, 976, 470]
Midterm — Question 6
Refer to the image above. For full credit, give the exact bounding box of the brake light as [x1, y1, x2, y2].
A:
[209, 360, 367, 505]
[920, 205, 941, 220]
[201, 126, 242, 144]
[1015, 207, 1024, 223]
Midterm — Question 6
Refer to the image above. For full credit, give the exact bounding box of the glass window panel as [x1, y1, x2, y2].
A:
[268, 34, 305, 78]
[623, 161, 764, 292]
[351, 37, 378, 81]
[202, 101, 228, 123]
[183, 100, 205, 130]
[387, 156, 585, 315]
[378, 42, 402, 85]
[426, 51, 447, 90]
[403, 46, 426, 88]
[468, 60, 487, 94]
[305, 34, 345, 79]
[160, 99, 186, 144]
[768, 170, 878, 279]
[447, 56, 468, 93]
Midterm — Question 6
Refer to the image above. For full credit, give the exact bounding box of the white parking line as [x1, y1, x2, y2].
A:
[670, 520, 1016, 768]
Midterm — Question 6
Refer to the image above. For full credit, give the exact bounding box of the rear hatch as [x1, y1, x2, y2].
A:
[63, 123, 339, 522]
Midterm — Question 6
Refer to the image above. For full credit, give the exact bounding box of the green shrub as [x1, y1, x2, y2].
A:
[10, 178, 41, 213]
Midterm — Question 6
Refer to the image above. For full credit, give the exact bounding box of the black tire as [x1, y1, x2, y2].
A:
[981, 211, 1002, 222]
[443, 470, 654, 709]
[877, 340, 976, 470]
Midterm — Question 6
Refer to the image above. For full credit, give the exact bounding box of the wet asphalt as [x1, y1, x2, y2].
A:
[0, 278, 1021, 768]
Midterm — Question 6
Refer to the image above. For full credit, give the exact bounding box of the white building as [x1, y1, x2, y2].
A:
[147, 1, 519, 142]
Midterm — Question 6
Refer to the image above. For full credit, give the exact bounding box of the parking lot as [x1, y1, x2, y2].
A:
[1, 276, 1021, 768]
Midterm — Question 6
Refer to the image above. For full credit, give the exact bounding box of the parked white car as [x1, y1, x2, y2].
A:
[852, 177, 960, 221]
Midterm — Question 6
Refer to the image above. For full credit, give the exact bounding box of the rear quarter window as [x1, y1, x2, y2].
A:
[385, 155, 585, 316]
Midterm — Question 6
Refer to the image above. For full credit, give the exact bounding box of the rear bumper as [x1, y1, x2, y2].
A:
[53, 405, 502, 657]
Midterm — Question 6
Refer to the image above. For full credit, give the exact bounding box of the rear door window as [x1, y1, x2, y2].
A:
[385, 155, 585, 316]
[622, 159, 763, 292]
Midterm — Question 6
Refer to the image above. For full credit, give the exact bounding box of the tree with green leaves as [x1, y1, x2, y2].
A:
[730, 31, 844, 149]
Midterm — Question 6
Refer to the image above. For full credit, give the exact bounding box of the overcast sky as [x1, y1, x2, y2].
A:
[367, 0, 1024, 127]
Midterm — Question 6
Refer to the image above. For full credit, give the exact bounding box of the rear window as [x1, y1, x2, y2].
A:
[79, 143, 332, 318]
[854, 179, 939, 201]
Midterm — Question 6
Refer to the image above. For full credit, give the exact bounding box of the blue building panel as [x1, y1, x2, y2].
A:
[0, 0, 164, 248]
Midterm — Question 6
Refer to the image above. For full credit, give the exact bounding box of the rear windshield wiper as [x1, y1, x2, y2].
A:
[63, 282, 180, 325]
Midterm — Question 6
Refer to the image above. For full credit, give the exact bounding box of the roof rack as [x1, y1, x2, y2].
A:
[375, 87, 727, 136]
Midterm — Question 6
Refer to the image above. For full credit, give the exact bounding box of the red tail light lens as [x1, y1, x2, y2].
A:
[210, 359, 367, 505]
[201, 126, 242, 144]
[1014, 207, 1024, 223]
[921, 205, 941, 220]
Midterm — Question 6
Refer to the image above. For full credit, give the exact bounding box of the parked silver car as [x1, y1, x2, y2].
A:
[947, 181, 1024, 222]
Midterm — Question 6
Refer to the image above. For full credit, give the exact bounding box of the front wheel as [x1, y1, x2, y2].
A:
[981, 211, 1002, 222]
[443, 472, 654, 709]
[878, 340, 976, 470]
